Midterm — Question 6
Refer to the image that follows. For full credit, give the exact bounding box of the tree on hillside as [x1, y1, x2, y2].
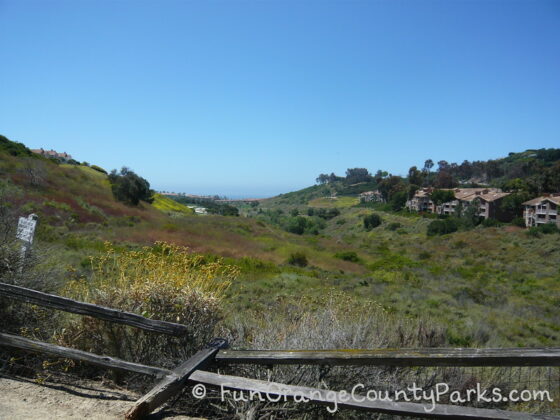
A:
[0, 135, 35, 157]
[423, 159, 434, 174]
[407, 166, 424, 186]
[316, 173, 330, 184]
[408, 184, 420, 200]
[108, 167, 154, 206]
[389, 190, 408, 211]
[434, 171, 456, 188]
[501, 178, 528, 193]
[345, 168, 372, 184]
[437, 160, 450, 172]
[430, 189, 455, 207]
[500, 192, 531, 219]
[377, 175, 405, 202]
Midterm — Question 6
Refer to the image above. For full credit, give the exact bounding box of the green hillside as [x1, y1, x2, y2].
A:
[1, 134, 559, 349]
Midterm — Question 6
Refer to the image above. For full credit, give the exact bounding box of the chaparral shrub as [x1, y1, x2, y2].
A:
[57, 242, 239, 370]
[363, 213, 382, 231]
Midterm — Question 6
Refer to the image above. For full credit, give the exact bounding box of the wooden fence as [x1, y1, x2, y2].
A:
[0, 281, 559, 420]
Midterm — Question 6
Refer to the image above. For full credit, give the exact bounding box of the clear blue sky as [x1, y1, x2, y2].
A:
[1, 0, 559, 198]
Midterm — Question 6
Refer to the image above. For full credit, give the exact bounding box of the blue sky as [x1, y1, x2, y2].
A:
[1, 0, 559, 198]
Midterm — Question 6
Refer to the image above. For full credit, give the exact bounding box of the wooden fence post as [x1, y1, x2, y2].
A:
[125, 338, 228, 420]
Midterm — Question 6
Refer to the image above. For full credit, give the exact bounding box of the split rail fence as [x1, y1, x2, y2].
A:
[0, 281, 559, 420]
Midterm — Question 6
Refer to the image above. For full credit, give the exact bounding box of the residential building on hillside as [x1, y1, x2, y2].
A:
[522, 195, 560, 228]
[359, 190, 384, 203]
[31, 148, 72, 162]
[458, 190, 510, 220]
[437, 188, 492, 216]
[406, 188, 434, 212]
[407, 187, 510, 220]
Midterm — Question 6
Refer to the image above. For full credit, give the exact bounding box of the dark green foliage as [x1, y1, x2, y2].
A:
[344, 168, 372, 184]
[387, 222, 401, 231]
[0, 134, 36, 157]
[511, 217, 526, 227]
[458, 201, 483, 228]
[418, 251, 431, 260]
[389, 190, 407, 211]
[315, 173, 341, 184]
[287, 251, 308, 267]
[90, 165, 108, 174]
[334, 251, 360, 263]
[528, 223, 559, 236]
[430, 189, 456, 206]
[290, 208, 299, 217]
[286, 216, 308, 235]
[407, 166, 424, 186]
[363, 213, 382, 230]
[427, 218, 458, 236]
[284, 216, 324, 235]
[377, 176, 406, 202]
[481, 218, 501, 227]
[312, 207, 340, 220]
[214, 204, 239, 216]
[108, 167, 154, 206]
[168, 196, 239, 216]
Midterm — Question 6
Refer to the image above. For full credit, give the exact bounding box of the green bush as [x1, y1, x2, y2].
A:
[363, 213, 382, 231]
[528, 223, 559, 235]
[427, 218, 458, 236]
[285, 216, 309, 235]
[511, 217, 526, 227]
[418, 251, 431, 260]
[334, 251, 360, 263]
[108, 167, 153, 206]
[481, 218, 501, 227]
[387, 222, 401, 231]
[90, 164, 107, 174]
[287, 251, 308, 267]
[310, 207, 340, 220]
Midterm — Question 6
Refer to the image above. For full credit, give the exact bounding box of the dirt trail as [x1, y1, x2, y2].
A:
[0, 377, 203, 420]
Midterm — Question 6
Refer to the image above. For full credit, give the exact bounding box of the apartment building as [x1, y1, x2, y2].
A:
[406, 188, 435, 212]
[522, 195, 560, 228]
[31, 148, 73, 162]
[359, 190, 384, 203]
[407, 188, 509, 220]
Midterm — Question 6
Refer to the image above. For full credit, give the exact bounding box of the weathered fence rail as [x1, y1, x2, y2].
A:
[188, 370, 556, 420]
[216, 348, 560, 367]
[0, 332, 170, 378]
[0, 282, 189, 336]
[1, 281, 559, 420]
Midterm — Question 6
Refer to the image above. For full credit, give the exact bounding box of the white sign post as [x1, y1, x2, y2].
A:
[16, 213, 38, 273]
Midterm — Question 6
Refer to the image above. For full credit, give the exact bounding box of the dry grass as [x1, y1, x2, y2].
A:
[56, 242, 239, 370]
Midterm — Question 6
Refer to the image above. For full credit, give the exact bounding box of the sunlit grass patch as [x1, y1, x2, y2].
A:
[308, 195, 359, 208]
[152, 193, 194, 216]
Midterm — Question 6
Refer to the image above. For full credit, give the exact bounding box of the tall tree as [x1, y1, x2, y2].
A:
[407, 166, 424, 186]
[423, 159, 434, 174]
[345, 168, 372, 184]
